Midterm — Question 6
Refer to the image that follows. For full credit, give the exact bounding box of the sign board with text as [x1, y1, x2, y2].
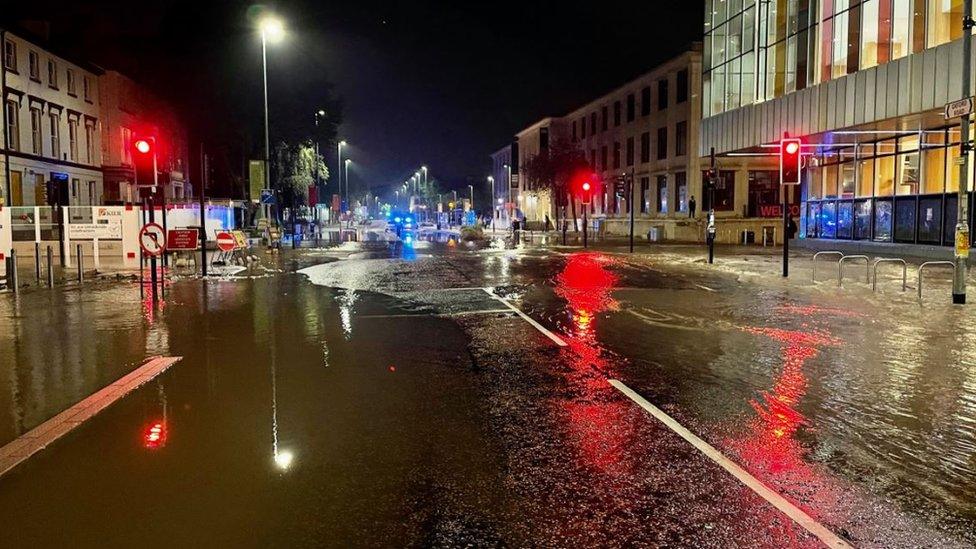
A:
[166, 229, 199, 251]
[945, 97, 974, 120]
[248, 160, 266, 200]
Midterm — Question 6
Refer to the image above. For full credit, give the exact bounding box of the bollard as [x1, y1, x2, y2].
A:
[11, 250, 19, 294]
[77, 244, 83, 283]
[34, 242, 41, 282]
[46, 246, 54, 287]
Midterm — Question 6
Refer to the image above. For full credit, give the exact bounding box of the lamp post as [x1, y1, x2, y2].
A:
[954, 0, 973, 304]
[259, 15, 284, 226]
[312, 109, 325, 227]
[468, 184, 474, 210]
[487, 176, 495, 233]
[343, 159, 351, 213]
[336, 140, 346, 219]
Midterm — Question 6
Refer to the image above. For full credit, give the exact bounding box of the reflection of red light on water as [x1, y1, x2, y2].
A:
[555, 253, 618, 340]
[144, 421, 167, 449]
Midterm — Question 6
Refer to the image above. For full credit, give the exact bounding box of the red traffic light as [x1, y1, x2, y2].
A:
[134, 139, 152, 155]
[780, 138, 802, 185]
[582, 182, 591, 192]
[143, 421, 167, 449]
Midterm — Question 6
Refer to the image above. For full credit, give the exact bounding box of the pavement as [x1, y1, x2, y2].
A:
[0, 238, 974, 547]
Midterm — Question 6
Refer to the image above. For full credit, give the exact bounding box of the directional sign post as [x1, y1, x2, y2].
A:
[139, 222, 166, 257]
[945, 97, 974, 120]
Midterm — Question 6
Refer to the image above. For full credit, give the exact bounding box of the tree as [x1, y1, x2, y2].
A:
[521, 137, 591, 232]
[273, 140, 329, 232]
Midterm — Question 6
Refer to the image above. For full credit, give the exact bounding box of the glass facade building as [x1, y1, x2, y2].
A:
[704, 0, 969, 117]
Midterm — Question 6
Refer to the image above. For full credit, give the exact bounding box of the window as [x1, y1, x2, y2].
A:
[601, 106, 608, 131]
[47, 59, 58, 89]
[613, 101, 621, 126]
[640, 86, 651, 116]
[891, 0, 912, 60]
[626, 137, 635, 166]
[122, 126, 133, 165]
[657, 127, 668, 160]
[68, 118, 79, 161]
[676, 172, 688, 212]
[676, 69, 689, 103]
[3, 40, 16, 71]
[83, 76, 92, 102]
[658, 79, 669, 110]
[626, 93, 635, 122]
[49, 112, 61, 158]
[590, 112, 597, 135]
[67, 69, 77, 96]
[580, 116, 586, 139]
[640, 132, 650, 163]
[30, 106, 42, 154]
[28, 50, 40, 80]
[572, 120, 578, 141]
[704, 170, 736, 211]
[861, 0, 881, 69]
[613, 141, 621, 169]
[85, 121, 97, 164]
[640, 177, 650, 213]
[675, 121, 688, 156]
[5, 99, 19, 151]
[927, 0, 964, 48]
[656, 175, 668, 214]
[600, 145, 608, 170]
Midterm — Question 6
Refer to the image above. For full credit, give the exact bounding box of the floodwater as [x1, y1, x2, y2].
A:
[0, 240, 974, 547]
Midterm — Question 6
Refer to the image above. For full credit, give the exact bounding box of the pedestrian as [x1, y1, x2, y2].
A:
[788, 215, 798, 240]
[689, 196, 697, 218]
[544, 214, 552, 232]
[512, 218, 521, 245]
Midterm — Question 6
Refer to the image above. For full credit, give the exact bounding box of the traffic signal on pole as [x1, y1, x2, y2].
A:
[581, 181, 593, 205]
[780, 138, 801, 185]
[132, 136, 157, 188]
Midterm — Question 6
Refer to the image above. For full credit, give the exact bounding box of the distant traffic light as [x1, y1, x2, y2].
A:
[581, 181, 593, 205]
[780, 138, 801, 185]
[132, 136, 158, 188]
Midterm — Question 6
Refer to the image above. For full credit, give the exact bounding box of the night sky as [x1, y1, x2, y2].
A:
[4, 1, 703, 196]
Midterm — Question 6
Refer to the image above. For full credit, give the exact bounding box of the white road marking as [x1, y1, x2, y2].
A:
[0, 356, 182, 477]
[608, 379, 852, 549]
[482, 288, 568, 347]
[696, 284, 718, 292]
[357, 309, 512, 319]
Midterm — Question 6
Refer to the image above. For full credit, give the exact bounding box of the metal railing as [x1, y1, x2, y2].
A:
[812, 251, 844, 282]
[872, 258, 907, 292]
[838, 255, 870, 286]
[917, 261, 957, 299]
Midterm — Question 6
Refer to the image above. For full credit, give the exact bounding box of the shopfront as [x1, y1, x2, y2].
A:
[802, 127, 974, 247]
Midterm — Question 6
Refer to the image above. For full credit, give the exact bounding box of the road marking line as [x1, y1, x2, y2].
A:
[357, 309, 512, 319]
[608, 379, 851, 549]
[0, 356, 182, 478]
[696, 284, 718, 292]
[482, 287, 568, 347]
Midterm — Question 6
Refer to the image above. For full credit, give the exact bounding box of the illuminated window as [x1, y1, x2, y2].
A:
[30, 106, 42, 154]
[3, 40, 16, 71]
[5, 99, 18, 151]
[49, 112, 60, 158]
[927, 0, 964, 48]
[68, 117, 78, 161]
[921, 131, 946, 194]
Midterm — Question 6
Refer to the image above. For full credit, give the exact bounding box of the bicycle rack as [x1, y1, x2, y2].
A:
[838, 255, 870, 286]
[872, 258, 907, 292]
[812, 251, 844, 282]
[917, 261, 957, 299]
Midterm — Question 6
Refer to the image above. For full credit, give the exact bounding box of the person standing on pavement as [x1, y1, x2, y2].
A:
[689, 196, 697, 218]
[788, 215, 798, 240]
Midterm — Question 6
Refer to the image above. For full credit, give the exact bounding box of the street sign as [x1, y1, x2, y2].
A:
[945, 97, 974, 119]
[166, 229, 199, 251]
[139, 223, 166, 257]
[260, 189, 276, 205]
[215, 231, 237, 252]
[231, 230, 248, 249]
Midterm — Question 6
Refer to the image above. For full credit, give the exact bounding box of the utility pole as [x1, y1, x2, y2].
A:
[629, 167, 635, 253]
[199, 143, 207, 277]
[954, 0, 973, 304]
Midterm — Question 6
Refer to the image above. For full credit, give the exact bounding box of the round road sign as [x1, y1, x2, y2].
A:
[216, 231, 237, 252]
[139, 222, 166, 257]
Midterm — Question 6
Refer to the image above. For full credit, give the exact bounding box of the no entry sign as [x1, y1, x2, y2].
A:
[167, 229, 199, 251]
[139, 223, 166, 256]
[216, 231, 237, 252]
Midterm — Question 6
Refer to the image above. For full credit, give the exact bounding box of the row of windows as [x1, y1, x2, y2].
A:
[580, 172, 690, 217]
[585, 122, 690, 172]
[704, 0, 969, 117]
[3, 39, 94, 101]
[570, 70, 690, 141]
[4, 99, 98, 164]
[805, 195, 964, 244]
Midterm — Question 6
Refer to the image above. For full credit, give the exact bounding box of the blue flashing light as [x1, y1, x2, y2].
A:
[394, 217, 402, 223]
[405, 217, 413, 223]
[404, 235, 413, 245]
[385, 211, 392, 217]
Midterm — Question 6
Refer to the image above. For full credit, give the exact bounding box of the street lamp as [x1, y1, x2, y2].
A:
[258, 15, 285, 226]
[313, 110, 326, 222]
[344, 159, 352, 211]
[487, 176, 495, 233]
[337, 140, 347, 215]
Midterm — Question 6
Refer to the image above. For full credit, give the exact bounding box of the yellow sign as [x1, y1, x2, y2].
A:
[232, 230, 249, 249]
[956, 227, 970, 259]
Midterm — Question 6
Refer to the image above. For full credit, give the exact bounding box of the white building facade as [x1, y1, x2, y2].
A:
[702, 0, 975, 249]
[2, 30, 102, 208]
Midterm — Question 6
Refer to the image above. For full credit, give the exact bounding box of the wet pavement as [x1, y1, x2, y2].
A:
[0, 239, 974, 547]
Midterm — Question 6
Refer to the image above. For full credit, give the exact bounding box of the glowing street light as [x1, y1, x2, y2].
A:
[258, 14, 285, 226]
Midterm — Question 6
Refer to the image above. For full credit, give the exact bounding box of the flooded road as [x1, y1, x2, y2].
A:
[0, 242, 974, 547]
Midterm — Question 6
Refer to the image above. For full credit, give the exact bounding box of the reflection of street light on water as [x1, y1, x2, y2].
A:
[270, 325, 294, 471]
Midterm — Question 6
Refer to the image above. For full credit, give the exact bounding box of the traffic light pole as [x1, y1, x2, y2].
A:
[629, 169, 635, 253]
[707, 148, 716, 264]
[583, 207, 588, 249]
[954, 1, 973, 304]
[783, 174, 790, 278]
